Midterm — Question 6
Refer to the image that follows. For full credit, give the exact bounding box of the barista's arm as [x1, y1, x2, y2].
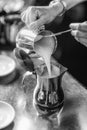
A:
[60, 0, 86, 10]
[21, 0, 87, 30]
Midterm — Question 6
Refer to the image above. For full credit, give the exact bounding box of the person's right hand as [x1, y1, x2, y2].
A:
[70, 21, 87, 47]
[21, 2, 63, 32]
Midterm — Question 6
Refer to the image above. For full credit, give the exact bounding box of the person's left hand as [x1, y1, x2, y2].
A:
[70, 21, 87, 47]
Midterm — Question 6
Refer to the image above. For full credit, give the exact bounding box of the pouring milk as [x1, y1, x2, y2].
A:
[16, 26, 57, 76]
[34, 32, 55, 76]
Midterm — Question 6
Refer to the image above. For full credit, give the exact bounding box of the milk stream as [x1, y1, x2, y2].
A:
[34, 38, 54, 76]
[42, 51, 51, 76]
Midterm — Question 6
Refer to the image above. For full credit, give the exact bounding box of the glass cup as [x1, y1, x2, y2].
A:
[33, 59, 67, 117]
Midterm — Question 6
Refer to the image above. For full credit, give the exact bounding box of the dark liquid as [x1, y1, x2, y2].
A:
[33, 73, 64, 116]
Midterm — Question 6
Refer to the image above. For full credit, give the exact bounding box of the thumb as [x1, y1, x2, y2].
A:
[21, 7, 37, 25]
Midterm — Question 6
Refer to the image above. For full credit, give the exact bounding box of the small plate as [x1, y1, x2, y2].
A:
[0, 101, 15, 129]
[0, 55, 16, 77]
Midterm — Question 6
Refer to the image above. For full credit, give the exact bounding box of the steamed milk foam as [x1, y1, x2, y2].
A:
[34, 34, 55, 76]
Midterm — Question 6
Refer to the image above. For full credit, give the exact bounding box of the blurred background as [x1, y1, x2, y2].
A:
[0, 0, 87, 86]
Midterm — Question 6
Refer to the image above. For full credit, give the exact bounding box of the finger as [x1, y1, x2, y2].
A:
[70, 23, 80, 30]
[71, 30, 87, 39]
[70, 21, 87, 32]
[21, 9, 26, 22]
[76, 37, 87, 47]
[28, 8, 38, 24]
[21, 7, 31, 24]
[78, 21, 87, 32]
[21, 7, 37, 25]
[75, 37, 79, 42]
[29, 17, 46, 32]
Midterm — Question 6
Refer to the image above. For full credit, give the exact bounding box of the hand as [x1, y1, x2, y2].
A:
[70, 21, 87, 47]
[21, 2, 63, 31]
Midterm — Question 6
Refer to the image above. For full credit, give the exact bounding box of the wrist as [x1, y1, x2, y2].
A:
[59, 1, 67, 16]
[50, 0, 67, 16]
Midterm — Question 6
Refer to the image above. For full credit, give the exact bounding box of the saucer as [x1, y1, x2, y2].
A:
[0, 55, 16, 84]
[0, 101, 15, 129]
[0, 55, 16, 77]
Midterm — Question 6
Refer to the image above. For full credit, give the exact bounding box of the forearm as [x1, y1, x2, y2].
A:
[50, 0, 87, 17]
[63, 0, 87, 10]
